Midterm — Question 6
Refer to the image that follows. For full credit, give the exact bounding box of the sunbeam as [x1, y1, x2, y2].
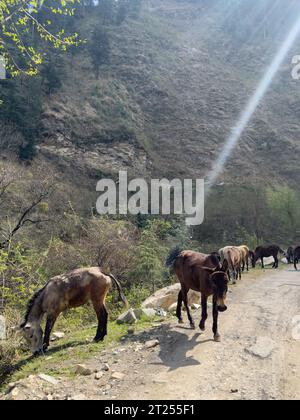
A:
[206, 9, 300, 194]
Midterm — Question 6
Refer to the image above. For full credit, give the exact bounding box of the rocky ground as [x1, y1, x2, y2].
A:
[1, 268, 300, 401]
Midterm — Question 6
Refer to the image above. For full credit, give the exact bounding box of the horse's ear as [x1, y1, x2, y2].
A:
[220, 259, 229, 273]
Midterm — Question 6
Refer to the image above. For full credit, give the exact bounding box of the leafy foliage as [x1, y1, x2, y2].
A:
[0, 0, 81, 77]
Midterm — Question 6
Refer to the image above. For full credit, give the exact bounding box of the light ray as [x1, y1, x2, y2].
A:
[206, 10, 300, 194]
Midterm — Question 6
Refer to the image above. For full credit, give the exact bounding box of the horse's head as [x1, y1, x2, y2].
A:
[20, 321, 43, 355]
[205, 260, 229, 312]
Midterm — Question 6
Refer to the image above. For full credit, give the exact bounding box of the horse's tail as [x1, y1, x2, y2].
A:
[166, 247, 182, 268]
[108, 273, 128, 308]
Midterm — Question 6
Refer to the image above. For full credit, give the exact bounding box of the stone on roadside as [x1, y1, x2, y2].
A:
[144, 339, 160, 349]
[51, 332, 65, 341]
[6, 387, 26, 401]
[191, 303, 201, 310]
[38, 374, 59, 386]
[134, 308, 156, 319]
[102, 363, 110, 372]
[75, 364, 92, 376]
[95, 372, 104, 380]
[245, 337, 275, 359]
[111, 371, 125, 381]
[116, 308, 137, 325]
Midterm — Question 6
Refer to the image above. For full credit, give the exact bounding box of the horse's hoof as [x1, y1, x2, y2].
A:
[214, 334, 221, 342]
[178, 319, 184, 325]
[190, 324, 196, 330]
[199, 324, 205, 332]
[94, 337, 105, 343]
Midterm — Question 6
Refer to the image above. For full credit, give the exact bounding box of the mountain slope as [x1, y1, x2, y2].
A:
[2, 0, 300, 189]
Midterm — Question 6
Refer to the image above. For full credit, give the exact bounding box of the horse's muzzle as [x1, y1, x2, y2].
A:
[217, 305, 227, 313]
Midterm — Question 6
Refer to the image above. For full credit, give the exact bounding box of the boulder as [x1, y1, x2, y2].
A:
[116, 308, 137, 325]
[0, 315, 6, 340]
[142, 284, 201, 311]
[133, 308, 156, 320]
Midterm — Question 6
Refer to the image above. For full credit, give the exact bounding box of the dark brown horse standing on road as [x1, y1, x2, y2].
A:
[251, 245, 285, 269]
[166, 248, 229, 342]
[21, 267, 128, 355]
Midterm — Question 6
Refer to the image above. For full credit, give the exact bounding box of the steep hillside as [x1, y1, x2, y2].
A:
[2, 0, 300, 188]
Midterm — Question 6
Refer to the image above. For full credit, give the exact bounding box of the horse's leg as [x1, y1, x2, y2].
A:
[176, 290, 184, 324]
[295, 259, 298, 271]
[275, 255, 279, 268]
[182, 288, 195, 329]
[212, 296, 220, 342]
[43, 315, 57, 351]
[199, 294, 208, 331]
[246, 257, 249, 271]
[94, 304, 108, 342]
[261, 257, 264, 269]
[242, 259, 245, 272]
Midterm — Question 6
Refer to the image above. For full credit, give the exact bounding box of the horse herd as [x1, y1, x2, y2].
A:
[20, 244, 298, 355]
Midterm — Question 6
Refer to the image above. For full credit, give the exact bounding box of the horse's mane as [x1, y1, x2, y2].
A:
[20, 284, 47, 328]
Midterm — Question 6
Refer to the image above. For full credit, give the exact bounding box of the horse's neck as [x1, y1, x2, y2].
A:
[28, 297, 44, 324]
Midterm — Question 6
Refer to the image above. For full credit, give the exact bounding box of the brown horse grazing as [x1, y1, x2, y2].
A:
[238, 245, 250, 272]
[219, 246, 242, 283]
[251, 245, 285, 269]
[166, 248, 229, 342]
[294, 246, 300, 270]
[20, 267, 128, 355]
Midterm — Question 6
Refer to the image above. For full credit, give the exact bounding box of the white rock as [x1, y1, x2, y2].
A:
[0, 315, 6, 340]
[191, 303, 201, 310]
[111, 371, 125, 380]
[134, 308, 156, 319]
[116, 308, 137, 325]
[51, 332, 65, 341]
[38, 374, 59, 386]
[246, 337, 276, 359]
[142, 284, 201, 310]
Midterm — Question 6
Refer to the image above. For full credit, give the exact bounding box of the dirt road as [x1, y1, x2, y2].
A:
[3, 268, 300, 401]
[116, 268, 300, 400]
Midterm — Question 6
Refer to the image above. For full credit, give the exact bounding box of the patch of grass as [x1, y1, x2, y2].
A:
[0, 316, 157, 392]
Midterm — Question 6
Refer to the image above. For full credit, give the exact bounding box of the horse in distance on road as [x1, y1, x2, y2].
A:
[219, 246, 242, 283]
[251, 245, 285, 269]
